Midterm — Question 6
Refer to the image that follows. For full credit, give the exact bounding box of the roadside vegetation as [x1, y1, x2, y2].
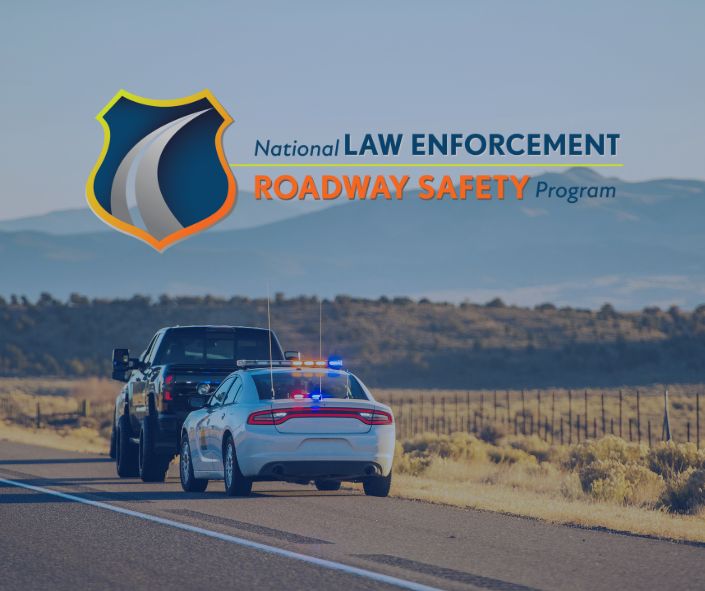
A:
[2, 377, 705, 543]
[391, 431, 705, 543]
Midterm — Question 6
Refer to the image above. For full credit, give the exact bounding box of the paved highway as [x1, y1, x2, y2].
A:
[0, 440, 702, 591]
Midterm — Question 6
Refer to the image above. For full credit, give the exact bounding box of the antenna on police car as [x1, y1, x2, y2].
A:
[267, 285, 275, 399]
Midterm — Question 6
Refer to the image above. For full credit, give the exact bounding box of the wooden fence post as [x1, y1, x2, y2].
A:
[648, 420, 652, 448]
[35, 402, 41, 429]
[521, 390, 526, 435]
[584, 390, 589, 440]
[687, 421, 691, 443]
[551, 392, 556, 444]
[537, 390, 542, 440]
[577, 414, 581, 442]
[480, 393, 484, 430]
[637, 389, 642, 444]
[568, 390, 573, 444]
[454, 394, 459, 433]
[697, 391, 701, 450]
[619, 389, 623, 438]
[560, 416, 564, 445]
[662, 388, 672, 442]
[505, 391, 511, 425]
[493, 390, 498, 423]
[601, 393, 606, 436]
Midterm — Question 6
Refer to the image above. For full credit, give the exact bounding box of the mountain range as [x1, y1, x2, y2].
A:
[1, 168, 704, 309]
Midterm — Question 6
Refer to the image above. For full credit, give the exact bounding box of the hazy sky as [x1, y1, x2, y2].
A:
[1, 1, 703, 220]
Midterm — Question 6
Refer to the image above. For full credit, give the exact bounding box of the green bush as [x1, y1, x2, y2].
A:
[394, 443, 433, 476]
[487, 446, 537, 465]
[566, 435, 647, 470]
[579, 459, 664, 506]
[648, 442, 705, 480]
[478, 423, 504, 445]
[401, 432, 488, 463]
[507, 435, 552, 463]
[661, 468, 705, 514]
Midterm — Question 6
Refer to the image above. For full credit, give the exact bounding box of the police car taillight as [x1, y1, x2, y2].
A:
[247, 408, 393, 426]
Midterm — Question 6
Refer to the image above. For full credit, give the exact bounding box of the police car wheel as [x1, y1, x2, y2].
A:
[315, 479, 341, 491]
[223, 436, 252, 497]
[180, 436, 208, 493]
[363, 472, 392, 497]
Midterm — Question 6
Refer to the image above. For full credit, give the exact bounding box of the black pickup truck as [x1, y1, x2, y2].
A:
[110, 325, 288, 481]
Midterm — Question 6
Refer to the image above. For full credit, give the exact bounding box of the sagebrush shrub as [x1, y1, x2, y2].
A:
[661, 468, 705, 514]
[648, 442, 705, 480]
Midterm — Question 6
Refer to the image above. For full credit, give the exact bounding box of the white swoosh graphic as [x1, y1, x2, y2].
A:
[110, 109, 211, 240]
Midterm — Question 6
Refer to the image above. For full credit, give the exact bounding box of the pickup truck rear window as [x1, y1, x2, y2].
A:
[154, 329, 281, 365]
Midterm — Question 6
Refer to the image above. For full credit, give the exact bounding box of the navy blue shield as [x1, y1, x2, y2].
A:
[86, 90, 236, 251]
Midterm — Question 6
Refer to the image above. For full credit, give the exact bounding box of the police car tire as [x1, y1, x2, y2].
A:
[139, 418, 169, 482]
[223, 436, 252, 497]
[314, 479, 342, 491]
[116, 415, 139, 478]
[180, 436, 208, 493]
[363, 472, 392, 497]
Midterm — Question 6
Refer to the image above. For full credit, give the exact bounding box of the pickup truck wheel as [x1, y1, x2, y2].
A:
[362, 472, 392, 497]
[109, 420, 117, 460]
[179, 436, 208, 492]
[223, 436, 252, 497]
[139, 418, 169, 483]
[314, 479, 341, 491]
[116, 415, 139, 478]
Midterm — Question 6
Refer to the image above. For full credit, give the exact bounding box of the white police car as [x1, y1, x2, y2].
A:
[179, 358, 395, 497]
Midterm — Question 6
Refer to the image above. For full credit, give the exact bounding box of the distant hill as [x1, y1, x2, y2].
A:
[0, 168, 704, 309]
[1, 294, 704, 389]
[0, 192, 335, 234]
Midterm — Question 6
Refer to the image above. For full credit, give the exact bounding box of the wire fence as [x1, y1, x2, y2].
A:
[375, 388, 702, 448]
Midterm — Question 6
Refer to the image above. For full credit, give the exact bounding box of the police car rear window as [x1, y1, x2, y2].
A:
[252, 371, 368, 401]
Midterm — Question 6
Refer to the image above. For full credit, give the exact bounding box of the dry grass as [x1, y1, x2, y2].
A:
[374, 384, 704, 446]
[0, 422, 108, 454]
[391, 469, 705, 544]
[0, 377, 117, 452]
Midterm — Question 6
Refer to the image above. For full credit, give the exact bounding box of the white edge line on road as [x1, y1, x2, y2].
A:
[0, 477, 444, 591]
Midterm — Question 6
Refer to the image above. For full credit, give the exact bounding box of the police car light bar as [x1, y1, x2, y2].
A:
[236, 357, 344, 369]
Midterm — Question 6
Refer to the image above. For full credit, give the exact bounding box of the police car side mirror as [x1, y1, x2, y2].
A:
[285, 350, 301, 361]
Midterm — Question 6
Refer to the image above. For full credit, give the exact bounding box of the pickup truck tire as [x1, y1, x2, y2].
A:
[139, 417, 170, 482]
[116, 415, 139, 477]
[223, 436, 252, 497]
[179, 436, 208, 493]
[314, 479, 342, 491]
[363, 472, 392, 497]
[109, 420, 117, 460]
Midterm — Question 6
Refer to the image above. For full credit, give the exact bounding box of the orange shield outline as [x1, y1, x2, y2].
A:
[85, 89, 236, 252]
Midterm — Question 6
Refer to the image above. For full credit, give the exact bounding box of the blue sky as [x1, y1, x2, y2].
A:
[1, 0, 703, 220]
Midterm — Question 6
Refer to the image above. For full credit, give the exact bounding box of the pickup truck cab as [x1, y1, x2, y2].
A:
[110, 325, 287, 481]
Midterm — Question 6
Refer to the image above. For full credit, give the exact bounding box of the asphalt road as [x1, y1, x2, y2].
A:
[0, 441, 703, 591]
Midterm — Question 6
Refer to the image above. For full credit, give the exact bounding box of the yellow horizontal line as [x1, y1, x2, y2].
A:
[229, 162, 623, 168]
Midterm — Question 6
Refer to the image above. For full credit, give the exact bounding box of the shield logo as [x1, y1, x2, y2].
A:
[86, 89, 236, 251]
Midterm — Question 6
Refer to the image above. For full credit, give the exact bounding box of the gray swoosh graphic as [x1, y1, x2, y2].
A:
[109, 109, 210, 237]
[135, 109, 210, 240]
